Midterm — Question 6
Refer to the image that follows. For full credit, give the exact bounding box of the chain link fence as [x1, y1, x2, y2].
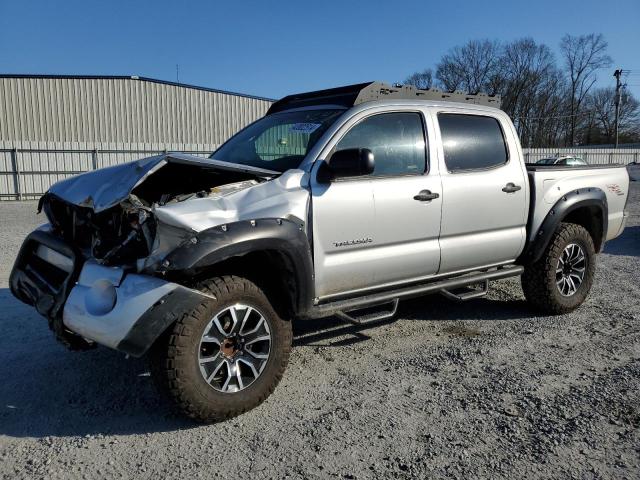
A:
[1, 146, 638, 201]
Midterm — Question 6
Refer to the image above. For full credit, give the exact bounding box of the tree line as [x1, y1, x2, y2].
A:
[404, 34, 640, 148]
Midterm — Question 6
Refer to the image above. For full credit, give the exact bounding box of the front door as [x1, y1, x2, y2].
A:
[310, 110, 442, 300]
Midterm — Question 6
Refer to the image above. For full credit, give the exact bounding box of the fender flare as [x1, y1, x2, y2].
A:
[159, 218, 315, 315]
[521, 187, 608, 264]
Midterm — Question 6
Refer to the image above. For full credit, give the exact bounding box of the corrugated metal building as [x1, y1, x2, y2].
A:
[0, 75, 274, 199]
[0, 74, 273, 148]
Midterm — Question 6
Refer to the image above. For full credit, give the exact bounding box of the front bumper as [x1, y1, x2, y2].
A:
[10, 229, 210, 357]
[10, 228, 80, 319]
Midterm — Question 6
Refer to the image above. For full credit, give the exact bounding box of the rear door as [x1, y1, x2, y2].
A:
[310, 108, 442, 300]
[434, 111, 528, 273]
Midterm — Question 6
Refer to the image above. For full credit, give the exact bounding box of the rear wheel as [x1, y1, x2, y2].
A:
[149, 275, 292, 423]
[521, 223, 596, 314]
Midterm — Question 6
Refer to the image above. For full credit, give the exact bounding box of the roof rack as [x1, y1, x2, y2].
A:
[266, 81, 501, 115]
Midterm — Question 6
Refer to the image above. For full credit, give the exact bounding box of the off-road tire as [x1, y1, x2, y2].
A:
[149, 275, 292, 423]
[521, 222, 596, 314]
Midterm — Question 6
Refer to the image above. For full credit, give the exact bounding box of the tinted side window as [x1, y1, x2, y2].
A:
[335, 112, 426, 176]
[438, 114, 508, 171]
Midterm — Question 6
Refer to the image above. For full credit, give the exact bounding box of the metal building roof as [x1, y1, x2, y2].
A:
[0, 74, 275, 102]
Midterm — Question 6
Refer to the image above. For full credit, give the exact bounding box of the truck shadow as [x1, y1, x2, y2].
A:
[603, 225, 640, 256]
[0, 286, 536, 438]
[293, 293, 538, 348]
[0, 289, 196, 438]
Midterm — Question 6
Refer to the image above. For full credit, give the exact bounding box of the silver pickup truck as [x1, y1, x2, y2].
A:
[10, 82, 630, 422]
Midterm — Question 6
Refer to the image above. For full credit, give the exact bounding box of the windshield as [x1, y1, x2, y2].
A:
[210, 109, 343, 172]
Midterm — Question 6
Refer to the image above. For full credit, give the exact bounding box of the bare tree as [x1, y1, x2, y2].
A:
[402, 33, 640, 147]
[403, 69, 433, 89]
[435, 39, 502, 94]
[529, 72, 571, 147]
[433, 37, 568, 147]
[559, 33, 612, 145]
[586, 87, 640, 143]
[620, 89, 640, 141]
[499, 38, 561, 146]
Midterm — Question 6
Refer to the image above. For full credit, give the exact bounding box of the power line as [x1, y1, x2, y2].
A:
[515, 110, 596, 121]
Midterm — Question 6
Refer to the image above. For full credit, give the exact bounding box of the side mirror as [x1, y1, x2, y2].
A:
[322, 148, 375, 181]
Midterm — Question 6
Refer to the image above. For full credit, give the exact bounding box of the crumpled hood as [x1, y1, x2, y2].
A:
[153, 169, 310, 232]
[46, 152, 279, 212]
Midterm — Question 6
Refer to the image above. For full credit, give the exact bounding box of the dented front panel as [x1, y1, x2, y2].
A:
[10, 149, 316, 354]
[151, 169, 310, 233]
[61, 260, 213, 356]
[39, 152, 308, 275]
[63, 263, 177, 349]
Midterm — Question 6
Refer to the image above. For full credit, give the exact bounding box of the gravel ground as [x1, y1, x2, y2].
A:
[0, 184, 638, 480]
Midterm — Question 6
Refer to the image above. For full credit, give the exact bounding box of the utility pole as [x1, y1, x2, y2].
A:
[176, 64, 180, 84]
[613, 69, 622, 149]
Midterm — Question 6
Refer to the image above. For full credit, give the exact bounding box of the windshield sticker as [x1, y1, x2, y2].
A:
[289, 123, 322, 134]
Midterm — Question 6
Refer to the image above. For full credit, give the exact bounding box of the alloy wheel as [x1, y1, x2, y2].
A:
[555, 243, 587, 297]
[198, 304, 272, 393]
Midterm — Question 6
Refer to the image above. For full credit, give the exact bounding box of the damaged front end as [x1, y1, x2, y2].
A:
[39, 153, 277, 272]
[40, 193, 157, 268]
[9, 152, 305, 355]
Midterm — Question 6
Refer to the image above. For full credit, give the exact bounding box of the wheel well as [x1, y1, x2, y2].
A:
[562, 206, 604, 251]
[185, 250, 298, 319]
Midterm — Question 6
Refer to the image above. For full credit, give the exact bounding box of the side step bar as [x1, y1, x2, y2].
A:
[305, 266, 524, 320]
[440, 280, 489, 302]
[335, 299, 399, 326]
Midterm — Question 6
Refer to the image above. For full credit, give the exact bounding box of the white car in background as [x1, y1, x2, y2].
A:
[536, 155, 588, 166]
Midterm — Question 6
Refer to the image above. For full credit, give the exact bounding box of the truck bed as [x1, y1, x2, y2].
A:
[526, 164, 630, 245]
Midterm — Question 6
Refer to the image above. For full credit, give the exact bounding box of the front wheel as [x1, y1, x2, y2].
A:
[149, 276, 292, 423]
[521, 223, 596, 314]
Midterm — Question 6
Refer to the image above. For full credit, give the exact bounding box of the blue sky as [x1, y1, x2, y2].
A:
[1, 0, 639, 99]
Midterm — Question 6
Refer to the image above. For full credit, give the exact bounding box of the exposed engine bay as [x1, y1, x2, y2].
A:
[39, 153, 279, 271]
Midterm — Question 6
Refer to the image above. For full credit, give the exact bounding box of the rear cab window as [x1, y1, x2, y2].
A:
[437, 113, 508, 172]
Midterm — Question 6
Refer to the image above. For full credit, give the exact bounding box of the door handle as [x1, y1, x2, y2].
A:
[502, 182, 522, 193]
[413, 190, 440, 202]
